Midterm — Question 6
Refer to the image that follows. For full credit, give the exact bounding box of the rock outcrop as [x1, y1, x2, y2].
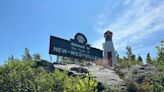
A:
[36, 60, 159, 92]
[119, 64, 159, 84]
[53, 63, 126, 92]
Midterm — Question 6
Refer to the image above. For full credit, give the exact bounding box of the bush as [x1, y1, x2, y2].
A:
[0, 60, 98, 92]
[126, 81, 137, 92]
[148, 72, 164, 92]
[114, 60, 142, 69]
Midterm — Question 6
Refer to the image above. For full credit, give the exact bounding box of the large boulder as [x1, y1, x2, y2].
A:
[88, 65, 127, 92]
[53, 64, 89, 76]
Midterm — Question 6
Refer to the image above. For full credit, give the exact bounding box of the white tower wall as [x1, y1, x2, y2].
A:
[103, 31, 117, 65]
[103, 41, 117, 65]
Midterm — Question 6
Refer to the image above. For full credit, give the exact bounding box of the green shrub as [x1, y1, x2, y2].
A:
[148, 72, 164, 92]
[114, 60, 142, 69]
[0, 60, 98, 92]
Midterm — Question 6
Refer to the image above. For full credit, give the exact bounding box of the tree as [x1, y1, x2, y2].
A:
[8, 55, 14, 61]
[156, 40, 164, 63]
[123, 56, 127, 61]
[131, 54, 136, 61]
[33, 53, 41, 61]
[22, 48, 32, 61]
[126, 46, 133, 61]
[116, 51, 122, 62]
[116, 54, 120, 62]
[137, 54, 142, 62]
[146, 53, 152, 64]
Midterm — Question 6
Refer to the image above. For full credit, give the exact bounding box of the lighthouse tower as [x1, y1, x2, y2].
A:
[103, 31, 117, 65]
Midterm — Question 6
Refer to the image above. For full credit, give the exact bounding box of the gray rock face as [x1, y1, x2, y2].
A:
[53, 64, 89, 76]
[53, 64, 124, 85]
[88, 65, 126, 91]
[120, 64, 159, 84]
[53, 64, 126, 91]
[88, 65, 124, 86]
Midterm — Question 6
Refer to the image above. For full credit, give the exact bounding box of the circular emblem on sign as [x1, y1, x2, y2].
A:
[75, 33, 87, 44]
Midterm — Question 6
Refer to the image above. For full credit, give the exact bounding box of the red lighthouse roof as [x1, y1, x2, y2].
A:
[104, 30, 113, 38]
[104, 30, 113, 41]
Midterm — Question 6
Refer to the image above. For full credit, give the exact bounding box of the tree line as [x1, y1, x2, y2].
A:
[116, 41, 164, 64]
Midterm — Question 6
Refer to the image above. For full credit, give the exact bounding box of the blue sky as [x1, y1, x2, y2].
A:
[0, 0, 164, 63]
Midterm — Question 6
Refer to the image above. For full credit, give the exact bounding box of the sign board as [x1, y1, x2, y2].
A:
[49, 33, 103, 61]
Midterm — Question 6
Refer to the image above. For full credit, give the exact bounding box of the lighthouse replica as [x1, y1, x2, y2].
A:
[103, 31, 117, 65]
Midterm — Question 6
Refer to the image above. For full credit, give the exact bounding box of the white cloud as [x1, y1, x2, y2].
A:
[138, 44, 143, 47]
[93, 0, 164, 54]
[123, 0, 132, 5]
[94, 1, 121, 31]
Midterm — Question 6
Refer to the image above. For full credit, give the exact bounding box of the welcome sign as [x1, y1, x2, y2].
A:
[49, 33, 103, 61]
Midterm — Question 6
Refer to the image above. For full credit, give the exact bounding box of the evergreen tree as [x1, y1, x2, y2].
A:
[123, 56, 127, 61]
[126, 46, 132, 61]
[116, 51, 122, 62]
[156, 40, 164, 63]
[22, 48, 32, 61]
[33, 53, 41, 61]
[137, 54, 143, 62]
[146, 53, 152, 64]
[8, 55, 14, 61]
[131, 54, 136, 61]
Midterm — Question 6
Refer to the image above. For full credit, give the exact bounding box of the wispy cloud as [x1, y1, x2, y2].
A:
[123, 0, 132, 5]
[93, 0, 164, 56]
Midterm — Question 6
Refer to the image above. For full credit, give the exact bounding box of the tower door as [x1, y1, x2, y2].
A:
[107, 52, 112, 65]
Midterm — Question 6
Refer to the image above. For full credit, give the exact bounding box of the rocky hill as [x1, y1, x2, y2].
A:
[38, 60, 160, 92]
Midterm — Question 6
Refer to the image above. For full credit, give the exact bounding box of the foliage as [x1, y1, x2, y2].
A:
[22, 48, 33, 61]
[22, 48, 41, 61]
[126, 46, 133, 61]
[137, 54, 143, 62]
[115, 42, 164, 92]
[8, 55, 14, 61]
[115, 46, 142, 68]
[126, 80, 138, 92]
[150, 41, 164, 71]
[148, 72, 164, 92]
[0, 60, 98, 92]
[131, 54, 136, 61]
[156, 41, 164, 64]
[146, 53, 152, 64]
[114, 60, 142, 69]
[33, 53, 41, 61]
[145, 42, 164, 92]
[109, 85, 126, 92]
